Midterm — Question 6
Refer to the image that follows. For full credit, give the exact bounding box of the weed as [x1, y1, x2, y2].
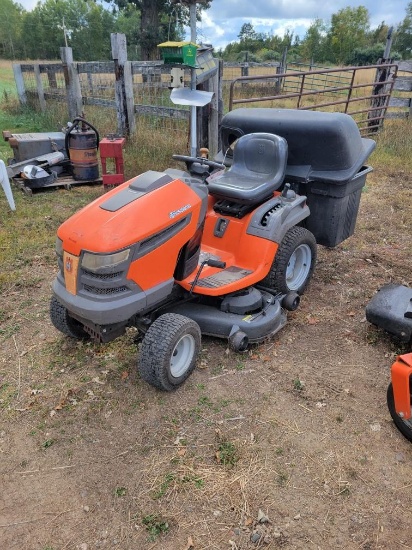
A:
[198, 395, 213, 407]
[336, 413, 344, 423]
[182, 474, 205, 489]
[216, 439, 239, 467]
[42, 439, 54, 449]
[152, 473, 175, 500]
[0, 323, 20, 340]
[293, 377, 305, 391]
[142, 514, 170, 541]
[211, 363, 224, 375]
[115, 486, 127, 497]
[275, 447, 284, 456]
[277, 472, 288, 487]
[337, 482, 351, 496]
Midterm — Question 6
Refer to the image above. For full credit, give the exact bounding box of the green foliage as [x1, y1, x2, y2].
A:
[0, 0, 25, 58]
[329, 6, 370, 64]
[220, 3, 412, 66]
[217, 439, 238, 467]
[21, 0, 116, 60]
[347, 44, 402, 65]
[142, 514, 169, 542]
[394, 1, 412, 59]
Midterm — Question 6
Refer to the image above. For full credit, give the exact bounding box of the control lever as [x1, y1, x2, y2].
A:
[190, 258, 226, 294]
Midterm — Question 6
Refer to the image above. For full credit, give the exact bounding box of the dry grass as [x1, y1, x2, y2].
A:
[1, 63, 412, 549]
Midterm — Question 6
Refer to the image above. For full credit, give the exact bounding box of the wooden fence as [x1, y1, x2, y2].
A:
[13, 34, 223, 157]
[387, 60, 412, 119]
[12, 32, 412, 152]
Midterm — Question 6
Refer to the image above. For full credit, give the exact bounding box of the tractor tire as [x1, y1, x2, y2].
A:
[50, 297, 89, 340]
[261, 226, 317, 295]
[138, 313, 201, 391]
[387, 382, 412, 442]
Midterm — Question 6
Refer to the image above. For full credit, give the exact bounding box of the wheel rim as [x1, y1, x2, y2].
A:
[170, 334, 196, 378]
[286, 244, 312, 290]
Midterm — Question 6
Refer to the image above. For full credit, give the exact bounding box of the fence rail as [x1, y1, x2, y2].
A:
[227, 63, 411, 134]
[12, 35, 412, 149]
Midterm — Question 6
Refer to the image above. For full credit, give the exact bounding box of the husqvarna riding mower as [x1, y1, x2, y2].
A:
[50, 109, 375, 391]
[366, 284, 412, 441]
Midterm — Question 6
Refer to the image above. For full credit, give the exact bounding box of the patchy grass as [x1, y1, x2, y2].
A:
[1, 64, 412, 550]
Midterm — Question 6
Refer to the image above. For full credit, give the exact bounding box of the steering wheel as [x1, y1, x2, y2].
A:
[172, 155, 225, 172]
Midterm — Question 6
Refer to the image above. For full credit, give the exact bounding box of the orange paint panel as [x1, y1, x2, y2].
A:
[178, 200, 278, 295]
[127, 219, 199, 290]
[63, 251, 80, 295]
[391, 354, 412, 420]
[58, 177, 201, 256]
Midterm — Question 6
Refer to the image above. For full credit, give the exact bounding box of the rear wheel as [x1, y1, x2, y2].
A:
[50, 297, 89, 339]
[261, 226, 317, 295]
[138, 313, 201, 391]
[387, 382, 412, 442]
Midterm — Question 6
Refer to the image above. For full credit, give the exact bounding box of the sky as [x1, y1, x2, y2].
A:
[16, 0, 410, 51]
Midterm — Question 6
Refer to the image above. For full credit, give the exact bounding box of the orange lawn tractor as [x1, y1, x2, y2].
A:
[50, 109, 375, 391]
[366, 284, 412, 442]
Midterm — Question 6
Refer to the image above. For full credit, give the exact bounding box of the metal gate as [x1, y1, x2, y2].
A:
[228, 63, 398, 135]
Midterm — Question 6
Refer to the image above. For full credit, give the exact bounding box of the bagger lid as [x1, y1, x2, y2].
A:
[217, 108, 376, 183]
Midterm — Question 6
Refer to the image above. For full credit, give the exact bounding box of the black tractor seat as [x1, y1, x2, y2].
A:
[207, 132, 288, 207]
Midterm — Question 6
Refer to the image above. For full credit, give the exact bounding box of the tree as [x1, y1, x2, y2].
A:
[394, 2, 412, 59]
[238, 22, 257, 44]
[107, 0, 211, 61]
[0, 0, 25, 58]
[22, 0, 115, 60]
[328, 6, 370, 64]
[300, 18, 328, 63]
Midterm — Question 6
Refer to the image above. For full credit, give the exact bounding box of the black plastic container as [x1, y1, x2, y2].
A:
[215, 108, 376, 247]
[296, 165, 372, 247]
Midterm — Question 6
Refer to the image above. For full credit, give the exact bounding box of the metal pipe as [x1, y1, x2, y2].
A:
[190, 1, 197, 157]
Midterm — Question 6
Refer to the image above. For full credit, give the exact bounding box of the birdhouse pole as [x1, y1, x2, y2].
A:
[189, 0, 198, 157]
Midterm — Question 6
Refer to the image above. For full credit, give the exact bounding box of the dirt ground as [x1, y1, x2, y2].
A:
[1, 166, 411, 550]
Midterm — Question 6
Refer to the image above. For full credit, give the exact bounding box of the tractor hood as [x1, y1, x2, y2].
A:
[58, 170, 205, 256]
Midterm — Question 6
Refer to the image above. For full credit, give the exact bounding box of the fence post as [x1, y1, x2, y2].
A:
[13, 64, 27, 106]
[60, 47, 83, 121]
[111, 33, 136, 136]
[241, 51, 249, 77]
[34, 64, 46, 112]
[208, 58, 223, 157]
[368, 27, 394, 131]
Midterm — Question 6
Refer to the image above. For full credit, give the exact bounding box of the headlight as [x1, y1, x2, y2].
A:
[81, 248, 130, 272]
[56, 237, 63, 257]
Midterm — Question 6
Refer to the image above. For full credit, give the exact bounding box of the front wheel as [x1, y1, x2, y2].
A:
[261, 226, 317, 295]
[138, 313, 201, 391]
[387, 382, 412, 442]
[50, 297, 89, 340]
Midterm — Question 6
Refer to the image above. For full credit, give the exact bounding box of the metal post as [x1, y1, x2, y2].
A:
[189, 1, 197, 157]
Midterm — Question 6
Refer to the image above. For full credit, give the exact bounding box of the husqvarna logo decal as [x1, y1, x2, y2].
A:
[65, 257, 73, 272]
[169, 204, 191, 219]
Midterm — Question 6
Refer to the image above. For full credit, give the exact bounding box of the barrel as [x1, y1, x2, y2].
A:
[68, 128, 99, 181]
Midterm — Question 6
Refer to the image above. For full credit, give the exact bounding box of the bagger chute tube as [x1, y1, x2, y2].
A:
[51, 109, 375, 391]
